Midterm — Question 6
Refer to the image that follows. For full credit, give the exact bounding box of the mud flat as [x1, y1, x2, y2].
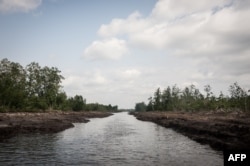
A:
[130, 111, 250, 151]
[0, 111, 112, 141]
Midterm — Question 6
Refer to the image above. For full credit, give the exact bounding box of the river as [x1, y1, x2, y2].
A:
[0, 112, 223, 165]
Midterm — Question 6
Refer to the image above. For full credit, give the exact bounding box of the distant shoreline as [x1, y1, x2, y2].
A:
[130, 111, 250, 151]
[0, 111, 112, 141]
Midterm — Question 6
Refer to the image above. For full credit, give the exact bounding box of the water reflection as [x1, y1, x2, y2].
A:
[0, 112, 223, 165]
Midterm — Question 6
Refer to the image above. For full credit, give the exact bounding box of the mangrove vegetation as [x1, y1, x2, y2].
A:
[0, 58, 118, 112]
[135, 83, 250, 112]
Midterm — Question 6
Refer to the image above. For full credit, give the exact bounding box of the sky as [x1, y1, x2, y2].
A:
[1, 0, 250, 109]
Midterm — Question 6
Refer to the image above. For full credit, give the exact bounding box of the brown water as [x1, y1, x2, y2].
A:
[0, 112, 223, 165]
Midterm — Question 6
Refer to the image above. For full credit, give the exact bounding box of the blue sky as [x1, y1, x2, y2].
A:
[0, 0, 155, 66]
[1, 0, 250, 108]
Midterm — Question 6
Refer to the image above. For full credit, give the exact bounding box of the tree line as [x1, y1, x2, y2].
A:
[135, 83, 250, 112]
[0, 58, 118, 112]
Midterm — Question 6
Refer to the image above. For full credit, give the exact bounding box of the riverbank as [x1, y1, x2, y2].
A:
[0, 111, 112, 141]
[130, 111, 250, 151]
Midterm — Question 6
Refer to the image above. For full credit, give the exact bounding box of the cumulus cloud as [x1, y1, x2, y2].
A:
[83, 38, 128, 60]
[0, 0, 42, 13]
[150, 0, 229, 21]
[94, 0, 250, 86]
[119, 69, 141, 80]
[99, 0, 250, 50]
[78, 0, 250, 107]
[63, 71, 109, 89]
[98, 11, 148, 37]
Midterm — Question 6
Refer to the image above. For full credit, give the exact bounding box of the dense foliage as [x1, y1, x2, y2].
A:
[0, 59, 118, 112]
[135, 83, 250, 112]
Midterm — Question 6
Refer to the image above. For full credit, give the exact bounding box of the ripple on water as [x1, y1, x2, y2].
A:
[0, 112, 223, 166]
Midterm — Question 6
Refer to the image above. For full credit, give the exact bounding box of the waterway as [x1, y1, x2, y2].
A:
[0, 112, 223, 165]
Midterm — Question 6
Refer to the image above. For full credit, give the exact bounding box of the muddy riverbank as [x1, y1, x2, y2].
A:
[130, 111, 250, 151]
[0, 111, 112, 141]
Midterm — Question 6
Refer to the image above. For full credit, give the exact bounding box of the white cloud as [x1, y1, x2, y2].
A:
[83, 38, 128, 60]
[0, 0, 42, 13]
[118, 69, 141, 80]
[98, 11, 148, 37]
[62, 71, 109, 90]
[90, 72, 109, 85]
[94, 0, 250, 86]
[62, 68, 147, 108]
[78, 0, 250, 108]
[191, 71, 214, 80]
[150, 0, 229, 21]
[96, 0, 250, 53]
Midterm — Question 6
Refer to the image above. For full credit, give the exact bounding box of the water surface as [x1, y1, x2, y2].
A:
[0, 112, 223, 165]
